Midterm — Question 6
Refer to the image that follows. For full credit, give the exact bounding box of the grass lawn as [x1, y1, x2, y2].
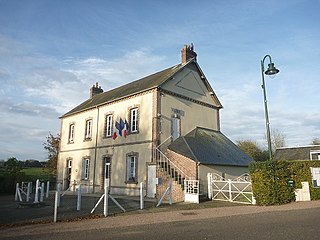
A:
[21, 167, 55, 182]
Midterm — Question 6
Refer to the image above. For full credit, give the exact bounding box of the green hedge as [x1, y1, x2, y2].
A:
[249, 160, 320, 206]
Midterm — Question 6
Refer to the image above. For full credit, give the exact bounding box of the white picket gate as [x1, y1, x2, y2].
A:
[184, 179, 199, 203]
[207, 173, 255, 205]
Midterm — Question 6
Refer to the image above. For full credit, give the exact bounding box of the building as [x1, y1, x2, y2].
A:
[274, 145, 320, 161]
[57, 44, 252, 199]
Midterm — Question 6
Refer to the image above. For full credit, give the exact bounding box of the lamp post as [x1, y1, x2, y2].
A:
[261, 55, 280, 161]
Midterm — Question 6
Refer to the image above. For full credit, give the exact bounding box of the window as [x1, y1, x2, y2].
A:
[105, 115, 113, 137]
[85, 119, 92, 140]
[311, 167, 320, 187]
[310, 151, 320, 160]
[130, 108, 139, 133]
[68, 124, 75, 143]
[82, 158, 90, 180]
[126, 153, 138, 183]
[172, 115, 181, 141]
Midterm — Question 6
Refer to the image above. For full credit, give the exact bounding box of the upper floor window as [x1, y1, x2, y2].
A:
[104, 114, 113, 138]
[130, 108, 139, 133]
[85, 119, 92, 140]
[172, 114, 181, 141]
[68, 124, 75, 143]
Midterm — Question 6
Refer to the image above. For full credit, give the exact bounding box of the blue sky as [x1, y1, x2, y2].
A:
[0, 0, 319, 160]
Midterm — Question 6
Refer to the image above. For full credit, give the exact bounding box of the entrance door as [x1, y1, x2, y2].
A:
[66, 159, 72, 190]
[101, 157, 111, 190]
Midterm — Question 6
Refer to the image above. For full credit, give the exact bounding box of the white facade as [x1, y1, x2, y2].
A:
[57, 61, 222, 196]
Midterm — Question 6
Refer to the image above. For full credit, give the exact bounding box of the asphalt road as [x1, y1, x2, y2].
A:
[2, 205, 319, 240]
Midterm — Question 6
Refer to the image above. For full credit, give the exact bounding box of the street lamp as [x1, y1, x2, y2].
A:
[261, 55, 280, 161]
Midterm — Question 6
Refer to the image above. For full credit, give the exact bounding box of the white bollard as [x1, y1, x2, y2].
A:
[54, 191, 58, 223]
[77, 185, 81, 211]
[57, 183, 61, 207]
[140, 182, 144, 210]
[169, 179, 173, 205]
[104, 179, 108, 217]
[46, 181, 50, 198]
[40, 182, 45, 202]
[34, 179, 40, 203]
[26, 182, 31, 202]
[15, 183, 19, 201]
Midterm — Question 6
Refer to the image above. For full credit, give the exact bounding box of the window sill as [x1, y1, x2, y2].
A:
[125, 181, 138, 185]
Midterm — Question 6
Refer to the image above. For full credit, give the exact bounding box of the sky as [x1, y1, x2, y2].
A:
[0, 0, 319, 161]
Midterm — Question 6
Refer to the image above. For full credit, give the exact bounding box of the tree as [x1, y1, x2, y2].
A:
[271, 129, 286, 153]
[311, 138, 320, 145]
[237, 140, 268, 161]
[4, 157, 22, 175]
[43, 132, 60, 174]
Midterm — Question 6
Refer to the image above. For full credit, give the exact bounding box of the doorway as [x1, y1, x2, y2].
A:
[101, 157, 111, 190]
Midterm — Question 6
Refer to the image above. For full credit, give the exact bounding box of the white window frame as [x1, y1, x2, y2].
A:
[68, 124, 75, 143]
[126, 155, 137, 183]
[310, 151, 320, 160]
[130, 108, 138, 133]
[310, 167, 320, 187]
[82, 158, 90, 180]
[85, 119, 92, 140]
[105, 115, 113, 137]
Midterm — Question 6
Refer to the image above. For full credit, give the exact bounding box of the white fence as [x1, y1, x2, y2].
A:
[207, 173, 255, 205]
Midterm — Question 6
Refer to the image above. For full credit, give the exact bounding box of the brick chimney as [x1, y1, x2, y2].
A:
[181, 43, 197, 64]
[90, 82, 103, 98]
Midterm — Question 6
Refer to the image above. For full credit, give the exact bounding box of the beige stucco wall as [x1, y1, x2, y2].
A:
[199, 164, 249, 196]
[57, 91, 155, 194]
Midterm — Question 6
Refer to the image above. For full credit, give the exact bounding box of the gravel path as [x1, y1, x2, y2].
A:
[1, 199, 320, 238]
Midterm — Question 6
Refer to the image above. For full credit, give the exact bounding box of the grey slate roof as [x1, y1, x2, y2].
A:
[168, 127, 252, 167]
[274, 145, 320, 161]
[62, 63, 186, 117]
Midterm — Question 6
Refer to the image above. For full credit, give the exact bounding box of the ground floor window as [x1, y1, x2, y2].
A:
[82, 158, 90, 180]
[126, 153, 138, 183]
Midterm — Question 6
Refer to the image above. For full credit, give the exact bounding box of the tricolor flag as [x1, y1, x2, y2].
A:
[123, 120, 128, 138]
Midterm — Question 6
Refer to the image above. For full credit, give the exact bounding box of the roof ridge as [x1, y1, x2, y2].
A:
[182, 136, 199, 163]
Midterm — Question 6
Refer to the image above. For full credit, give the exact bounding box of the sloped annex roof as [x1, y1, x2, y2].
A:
[274, 145, 320, 161]
[168, 127, 252, 167]
[62, 59, 222, 118]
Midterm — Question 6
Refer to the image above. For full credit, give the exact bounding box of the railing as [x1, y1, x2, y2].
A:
[155, 136, 193, 187]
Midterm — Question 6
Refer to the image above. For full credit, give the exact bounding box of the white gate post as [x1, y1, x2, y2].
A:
[34, 179, 40, 203]
[228, 179, 232, 202]
[140, 182, 144, 210]
[46, 181, 50, 198]
[77, 184, 81, 211]
[40, 182, 45, 202]
[207, 173, 212, 199]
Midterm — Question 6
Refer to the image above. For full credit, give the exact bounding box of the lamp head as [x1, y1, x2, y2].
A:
[265, 63, 280, 75]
